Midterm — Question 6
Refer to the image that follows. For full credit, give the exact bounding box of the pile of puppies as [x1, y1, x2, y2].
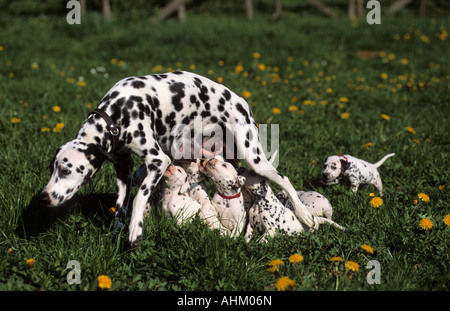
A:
[133, 152, 394, 242]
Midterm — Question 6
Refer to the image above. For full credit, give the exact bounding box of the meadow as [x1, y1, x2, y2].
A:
[0, 9, 449, 292]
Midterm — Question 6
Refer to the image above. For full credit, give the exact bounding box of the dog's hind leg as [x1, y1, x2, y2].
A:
[234, 124, 315, 229]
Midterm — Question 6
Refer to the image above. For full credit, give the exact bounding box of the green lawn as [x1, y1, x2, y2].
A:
[0, 10, 449, 291]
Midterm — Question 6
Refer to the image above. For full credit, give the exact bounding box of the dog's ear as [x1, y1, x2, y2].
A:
[48, 147, 62, 174]
[340, 159, 350, 172]
[85, 143, 116, 168]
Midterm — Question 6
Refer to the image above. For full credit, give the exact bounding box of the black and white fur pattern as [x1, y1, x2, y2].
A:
[239, 168, 346, 242]
[40, 71, 315, 247]
[321, 153, 395, 195]
[161, 165, 201, 224]
[200, 157, 246, 237]
[276, 190, 333, 220]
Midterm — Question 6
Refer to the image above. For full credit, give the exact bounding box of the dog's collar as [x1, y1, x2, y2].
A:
[88, 109, 120, 152]
[218, 191, 241, 200]
[184, 182, 201, 194]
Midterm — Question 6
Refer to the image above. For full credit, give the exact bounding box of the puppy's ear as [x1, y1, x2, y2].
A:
[85, 143, 116, 168]
[340, 159, 350, 172]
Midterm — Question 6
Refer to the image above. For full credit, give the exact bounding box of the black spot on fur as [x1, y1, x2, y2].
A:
[132, 80, 145, 89]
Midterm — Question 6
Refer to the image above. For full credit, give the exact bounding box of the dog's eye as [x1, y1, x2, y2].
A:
[61, 169, 71, 175]
[222, 163, 227, 168]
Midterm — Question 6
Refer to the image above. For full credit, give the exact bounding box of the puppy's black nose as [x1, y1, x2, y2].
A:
[40, 191, 51, 205]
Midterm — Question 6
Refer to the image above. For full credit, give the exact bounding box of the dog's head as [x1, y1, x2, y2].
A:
[321, 155, 350, 185]
[201, 157, 245, 193]
[237, 167, 268, 197]
[40, 140, 115, 207]
[163, 165, 188, 190]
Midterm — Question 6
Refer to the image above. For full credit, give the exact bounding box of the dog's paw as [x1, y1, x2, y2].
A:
[128, 220, 144, 247]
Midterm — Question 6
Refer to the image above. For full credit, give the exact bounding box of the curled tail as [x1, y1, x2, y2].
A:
[374, 153, 395, 168]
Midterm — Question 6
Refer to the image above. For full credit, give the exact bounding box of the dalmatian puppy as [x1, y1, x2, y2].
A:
[276, 190, 333, 220]
[161, 165, 201, 224]
[200, 157, 246, 237]
[321, 153, 395, 195]
[239, 168, 346, 242]
[40, 71, 315, 247]
[179, 160, 227, 233]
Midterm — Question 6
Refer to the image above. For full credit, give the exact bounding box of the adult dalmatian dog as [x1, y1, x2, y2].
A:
[40, 71, 315, 247]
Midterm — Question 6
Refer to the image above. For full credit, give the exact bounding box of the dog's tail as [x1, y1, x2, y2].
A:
[373, 153, 395, 168]
[268, 149, 279, 165]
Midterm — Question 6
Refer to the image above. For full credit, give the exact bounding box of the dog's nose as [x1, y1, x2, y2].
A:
[40, 191, 52, 205]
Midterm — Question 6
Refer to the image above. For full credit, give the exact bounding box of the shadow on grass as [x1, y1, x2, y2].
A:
[16, 192, 117, 239]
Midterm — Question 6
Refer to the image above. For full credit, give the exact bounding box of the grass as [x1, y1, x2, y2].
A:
[0, 10, 449, 291]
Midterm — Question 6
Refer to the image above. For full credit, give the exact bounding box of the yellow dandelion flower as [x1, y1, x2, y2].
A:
[345, 261, 359, 272]
[217, 77, 223, 83]
[326, 88, 333, 93]
[26, 258, 35, 267]
[272, 107, 281, 114]
[110, 58, 117, 65]
[276, 277, 295, 291]
[380, 72, 388, 80]
[381, 114, 390, 120]
[369, 193, 375, 197]
[413, 199, 418, 206]
[242, 91, 251, 99]
[289, 105, 298, 111]
[370, 197, 383, 208]
[419, 218, 433, 230]
[361, 244, 374, 254]
[235, 64, 244, 74]
[443, 214, 450, 226]
[67, 77, 74, 84]
[320, 100, 328, 105]
[406, 127, 416, 135]
[420, 34, 430, 43]
[340, 97, 349, 103]
[189, 64, 196, 70]
[330, 256, 343, 262]
[109, 207, 116, 215]
[218, 60, 224, 66]
[252, 52, 261, 59]
[11, 117, 21, 124]
[0, 46, 3, 51]
[341, 112, 350, 119]
[53, 123, 64, 133]
[418, 193, 429, 202]
[41, 127, 50, 133]
[288, 254, 304, 263]
[117, 60, 125, 67]
[257, 63, 266, 71]
[413, 139, 420, 145]
[97, 275, 112, 290]
[268, 259, 284, 273]
[438, 185, 445, 191]
[31, 63, 39, 70]
[401, 58, 409, 65]
[77, 81, 86, 87]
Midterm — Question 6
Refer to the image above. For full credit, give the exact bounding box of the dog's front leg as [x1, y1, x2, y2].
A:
[112, 154, 134, 233]
[129, 154, 171, 247]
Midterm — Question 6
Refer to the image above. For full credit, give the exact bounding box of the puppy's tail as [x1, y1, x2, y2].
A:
[373, 153, 395, 168]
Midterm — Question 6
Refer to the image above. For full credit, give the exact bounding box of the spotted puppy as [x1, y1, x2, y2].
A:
[276, 190, 333, 220]
[239, 168, 346, 242]
[179, 160, 227, 233]
[161, 165, 201, 224]
[321, 153, 395, 195]
[40, 71, 314, 247]
[200, 157, 246, 237]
